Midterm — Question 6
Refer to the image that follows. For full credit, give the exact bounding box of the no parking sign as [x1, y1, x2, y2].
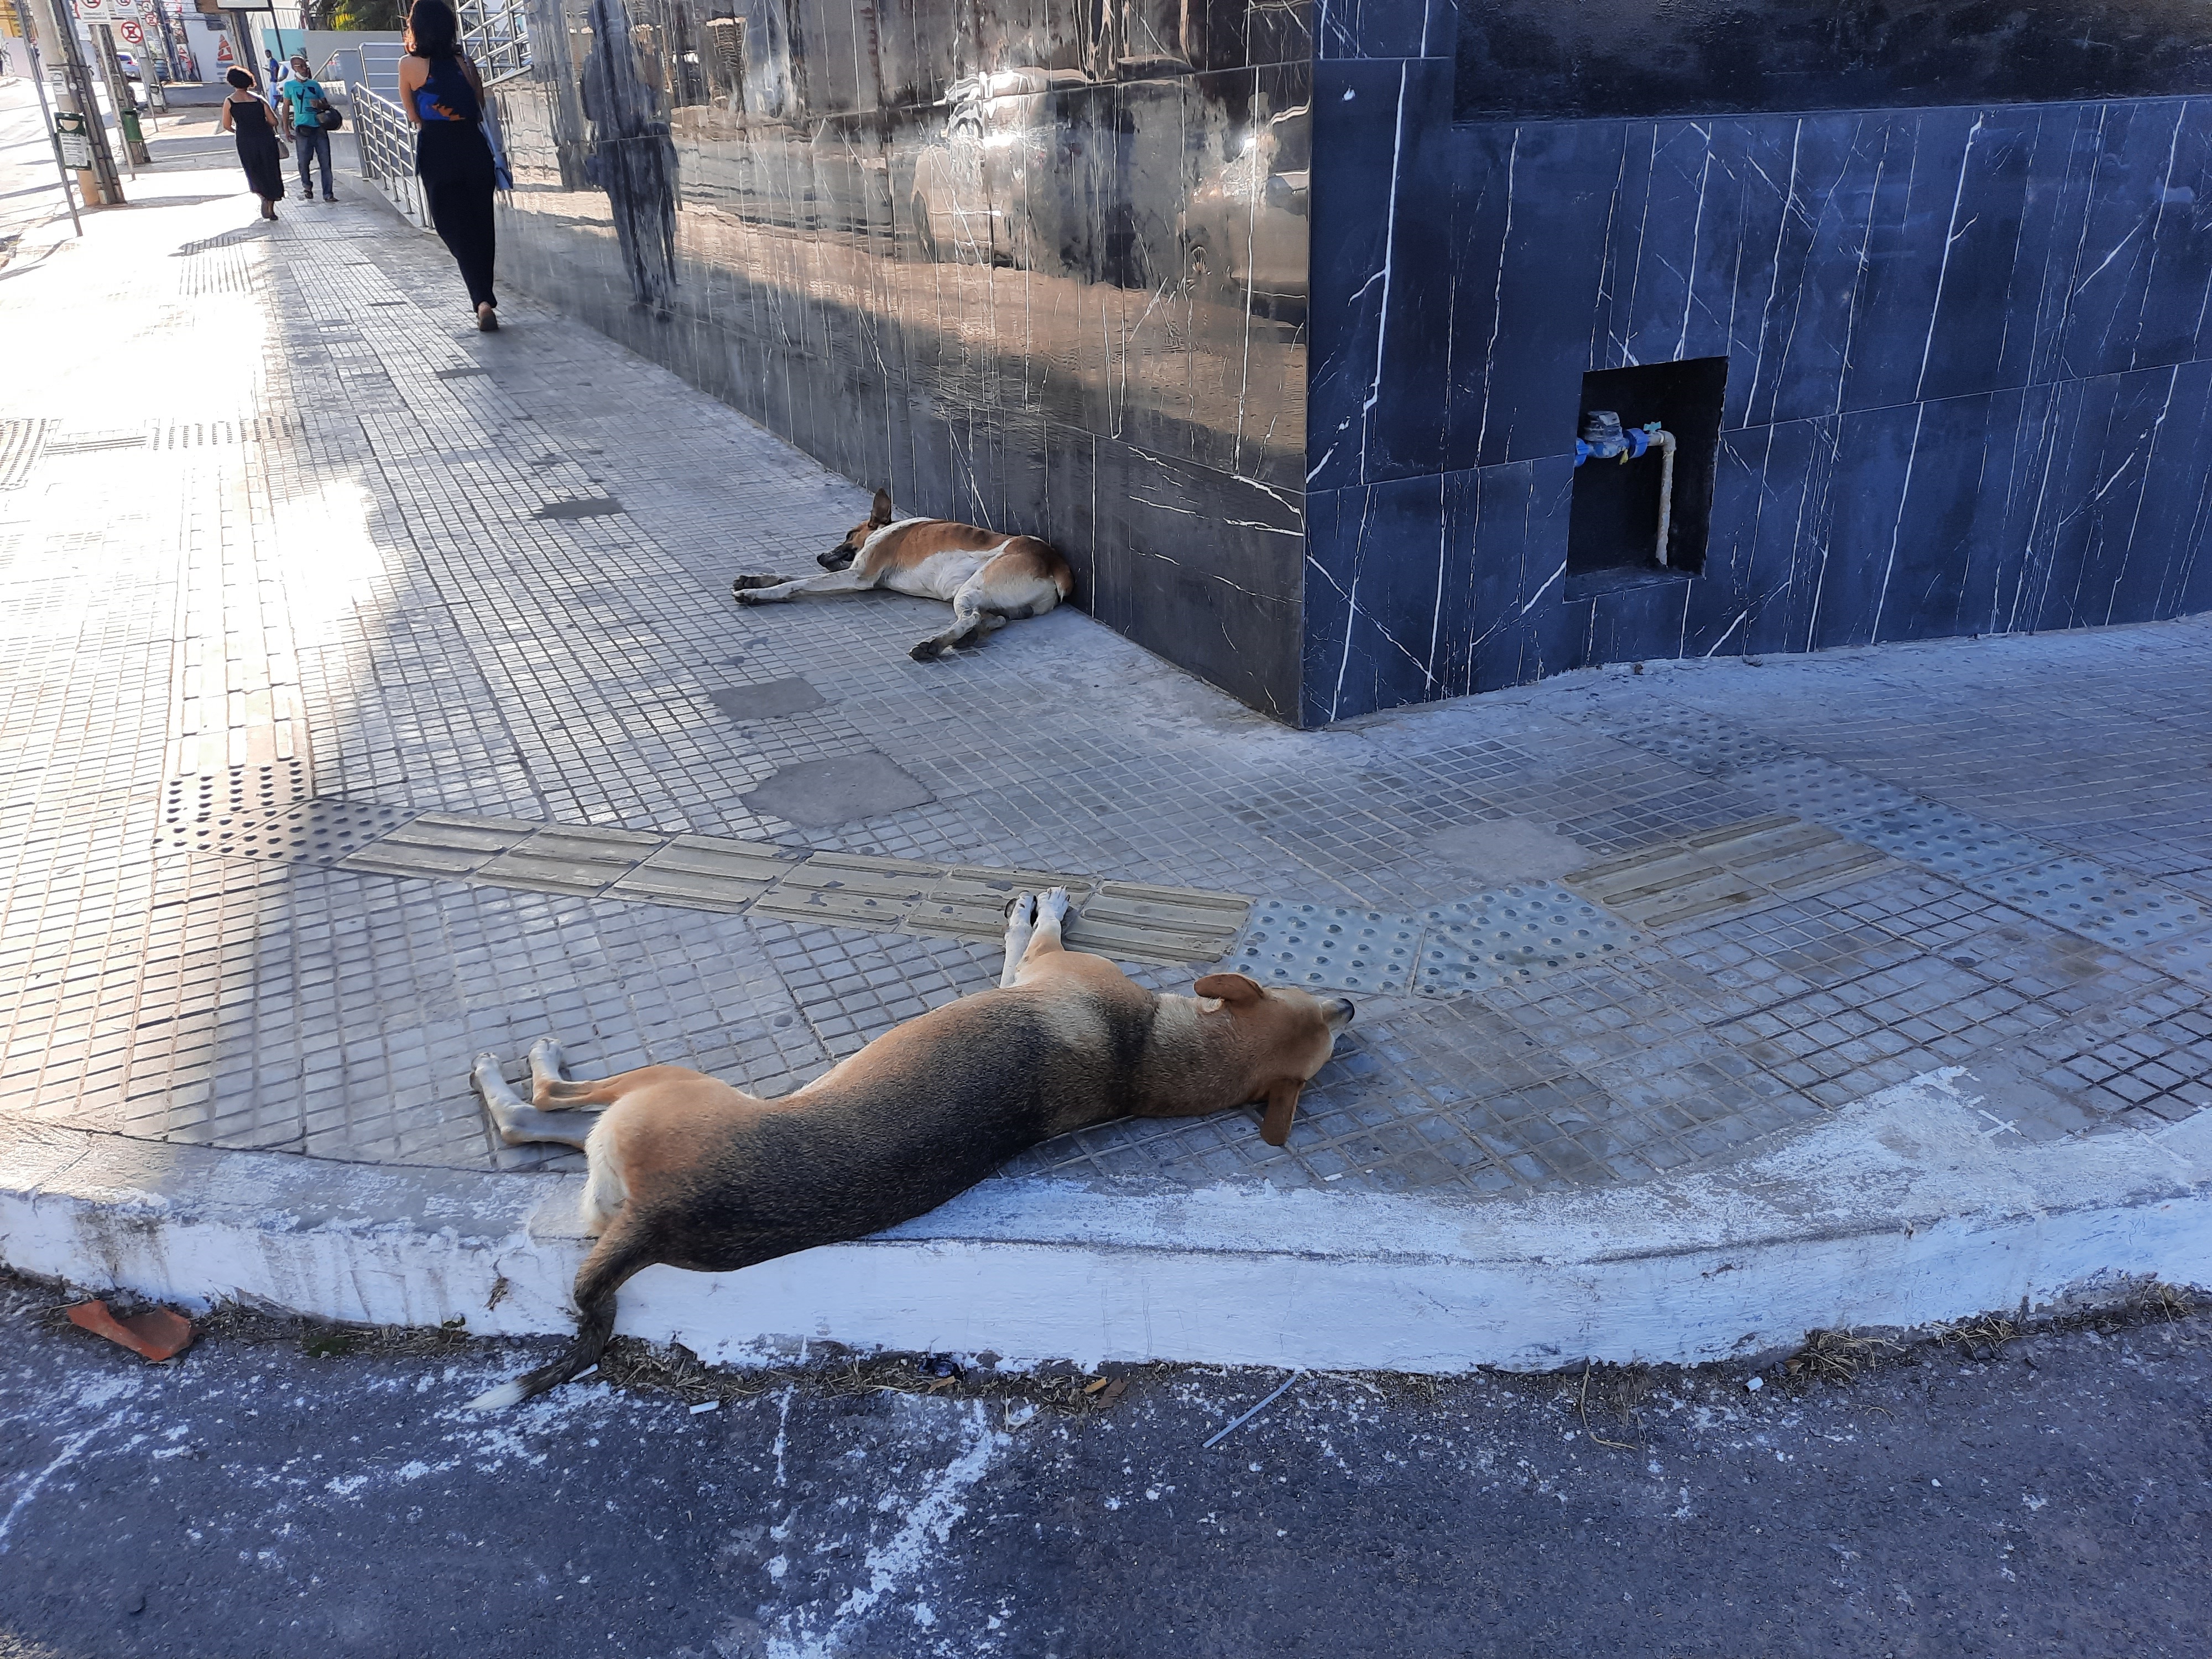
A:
[71, 0, 145, 20]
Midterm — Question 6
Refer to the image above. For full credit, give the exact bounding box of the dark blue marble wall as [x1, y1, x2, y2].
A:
[1306, 0, 2212, 723]
[491, 0, 1313, 718]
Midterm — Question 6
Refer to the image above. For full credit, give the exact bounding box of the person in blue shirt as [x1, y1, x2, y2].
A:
[278, 55, 336, 203]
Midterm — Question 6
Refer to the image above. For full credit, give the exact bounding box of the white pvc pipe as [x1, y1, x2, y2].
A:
[1650, 429, 1677, 567]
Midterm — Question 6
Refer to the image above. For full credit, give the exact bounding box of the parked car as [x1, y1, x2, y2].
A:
[907, 67, 1089, 268]
[1180, 102, 1308, 317]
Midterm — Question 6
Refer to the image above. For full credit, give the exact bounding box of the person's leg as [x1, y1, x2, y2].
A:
[426, 175, 497, 310]
[295, 126, 314, 197]
[317, 129, 334, 197]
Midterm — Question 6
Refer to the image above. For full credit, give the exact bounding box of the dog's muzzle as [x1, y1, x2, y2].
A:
[818, 547, 856, 571]
[1327, 997, 1355, 1027]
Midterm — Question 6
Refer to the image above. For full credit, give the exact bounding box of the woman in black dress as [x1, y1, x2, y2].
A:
[398, 0, 500, 331]
[217, 66, 284, 220]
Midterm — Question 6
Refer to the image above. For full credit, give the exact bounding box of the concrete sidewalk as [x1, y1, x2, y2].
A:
[2, 115, 2209, 1371]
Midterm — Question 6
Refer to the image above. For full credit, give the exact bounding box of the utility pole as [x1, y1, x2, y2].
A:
[89, 19, 147, 168]
[8, 0, 84, 236]
[20, 0, 122, 203]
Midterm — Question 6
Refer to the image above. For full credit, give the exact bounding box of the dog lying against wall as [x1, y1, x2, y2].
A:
[466, 888, 1353, 1409]
[730, 488, 1075, 661]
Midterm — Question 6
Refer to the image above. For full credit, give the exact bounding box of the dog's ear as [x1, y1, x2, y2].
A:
[1193, 972, 1264, 1008]
[1258, 1078, 1302, 1146]
[870, 487, 894, 525]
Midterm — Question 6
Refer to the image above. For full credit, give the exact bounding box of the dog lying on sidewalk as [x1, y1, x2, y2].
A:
[730, 488, 1075, 661]
[466, 888, 1353, 1410]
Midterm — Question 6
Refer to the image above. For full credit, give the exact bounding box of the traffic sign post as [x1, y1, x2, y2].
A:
[23, 0, 121, 204]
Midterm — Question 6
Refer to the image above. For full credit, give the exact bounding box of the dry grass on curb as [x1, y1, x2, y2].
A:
[591, 1337, 1167, 1421]
[1783, 1328, 1903, 1384]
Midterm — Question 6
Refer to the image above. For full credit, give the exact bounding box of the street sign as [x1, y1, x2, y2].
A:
[72, 0, 144, 20]
[54, 109, 92, 170]
[117, 18, 142, 43]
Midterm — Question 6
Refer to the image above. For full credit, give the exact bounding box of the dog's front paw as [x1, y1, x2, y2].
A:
[909, 638, 946, 661]
[1037, 886, 1071, 925]
[731, 573, 781, 596]
[734, 587, 774, 607]
[1004, 891, 1038, 926]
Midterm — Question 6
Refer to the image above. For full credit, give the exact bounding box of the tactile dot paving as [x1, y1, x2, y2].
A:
[1416, 883, 1641, 996]
[1572, 706, 1798, 776]
[1833, 801, 2056, 879]
[1733, 755, 1920, 827]
[1966, 855, 2212, 951]
[1230, 902, 1421, 993]
[2145, 932, 2212, 993]
[155, 796, 414, 864]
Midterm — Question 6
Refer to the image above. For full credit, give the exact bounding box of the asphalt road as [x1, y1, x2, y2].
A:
[0, 1282, 2205, 1658]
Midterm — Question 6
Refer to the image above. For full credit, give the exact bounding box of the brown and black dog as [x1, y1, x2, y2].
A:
[731, 488, 1075, 661]
[466, 887, 1352, 1410]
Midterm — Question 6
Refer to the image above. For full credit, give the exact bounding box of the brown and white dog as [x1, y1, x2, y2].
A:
[731, 488, 1075, 661]
[466, 888, 1352, 1410]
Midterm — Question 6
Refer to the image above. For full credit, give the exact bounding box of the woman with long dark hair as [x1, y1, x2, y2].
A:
[217, 66, 285, 221]
[398, 0, 500, 330]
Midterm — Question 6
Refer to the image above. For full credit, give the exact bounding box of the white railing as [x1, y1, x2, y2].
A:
[350, 84, 428, 227]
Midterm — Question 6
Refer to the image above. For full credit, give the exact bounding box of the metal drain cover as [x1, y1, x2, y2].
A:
[1416, 883, 1640, 996]
[1966, 856, 2211, 951]
[1229, 902, 1420, 993]
[1833, 802, 2054, 879]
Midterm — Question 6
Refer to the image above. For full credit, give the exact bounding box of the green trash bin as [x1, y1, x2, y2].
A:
[119, 107, 144, 146]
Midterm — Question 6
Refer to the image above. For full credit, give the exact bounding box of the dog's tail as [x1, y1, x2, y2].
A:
[466, 1223, 657, 1411]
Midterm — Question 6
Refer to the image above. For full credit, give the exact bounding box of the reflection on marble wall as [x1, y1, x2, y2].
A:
[489, 0, 1312, 717]
[1307, 0, 2212, 723]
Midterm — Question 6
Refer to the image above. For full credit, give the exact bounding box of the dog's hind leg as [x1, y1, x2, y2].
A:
[1000, 891, 1038, 987]
[911, 583, 999, 661]
[473, 1052, 600, 1150]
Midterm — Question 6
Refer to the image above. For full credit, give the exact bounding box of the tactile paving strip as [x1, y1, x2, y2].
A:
[472, 825, 667, 897]
[155, 796, 413, 864]
[605, 833, 800, 914]
[1568, 815, 1887, 929]
[1964, 856, 2212, 951]
[1230, 902, 1422, 994]
[1732, 755, 1919, 827]
[1065, 881, 1251, 966]
[750, 851, 945, 928]
[339, 812, 540, 879]
[904, 868, 1098, 942]
[1832, 801, 2056, 880]
[1415, 884, 1640, 997]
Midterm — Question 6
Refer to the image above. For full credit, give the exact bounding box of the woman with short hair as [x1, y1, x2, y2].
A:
[217, 65, 284, 221]
[398, 0, 500, 331]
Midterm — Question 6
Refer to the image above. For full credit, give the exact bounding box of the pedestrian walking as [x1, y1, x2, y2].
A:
[218, 66, 285, 221]
[279, 54, 337, 202]
[398, 0, 501, 331]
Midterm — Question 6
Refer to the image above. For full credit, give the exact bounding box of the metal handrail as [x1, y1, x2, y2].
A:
[351, 83, 426, 226]
[458, 0, 529, 84]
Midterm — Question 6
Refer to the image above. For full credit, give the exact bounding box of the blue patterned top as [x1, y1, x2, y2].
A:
[411, 55, 480, 123]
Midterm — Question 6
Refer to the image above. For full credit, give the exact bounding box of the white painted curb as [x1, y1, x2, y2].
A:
[4, 1068, 2209, 1372]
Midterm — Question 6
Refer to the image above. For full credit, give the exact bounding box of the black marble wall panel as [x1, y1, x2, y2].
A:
[1307, 0, 2212, 722]
[490, 0, 1312, 718]
[1455, 0, 2212, 122]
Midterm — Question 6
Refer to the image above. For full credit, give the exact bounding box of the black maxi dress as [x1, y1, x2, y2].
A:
[410, 55, 498, 312]
[230, 94, 284, 202]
